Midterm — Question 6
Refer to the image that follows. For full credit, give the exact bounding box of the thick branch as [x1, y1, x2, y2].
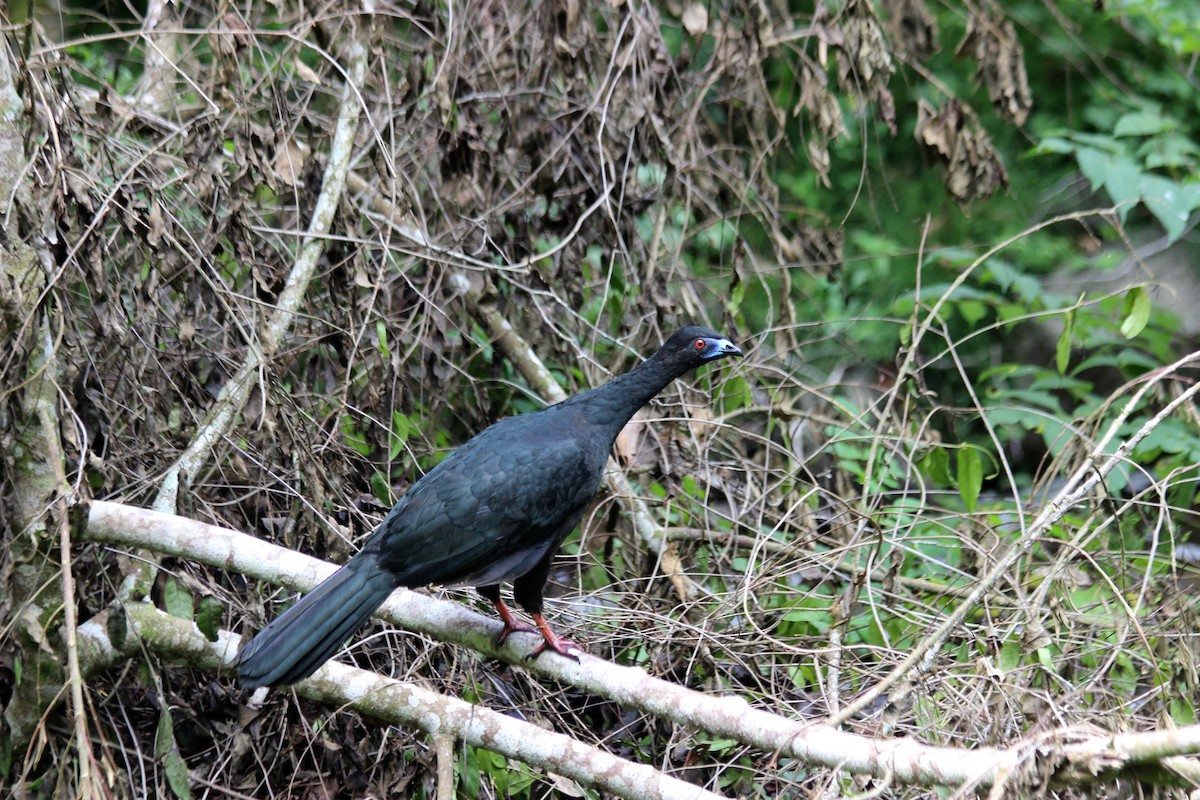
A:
[76, 601, 724, 800]
[85, 500, 1007, 789]
[86, 502, 1200, 790]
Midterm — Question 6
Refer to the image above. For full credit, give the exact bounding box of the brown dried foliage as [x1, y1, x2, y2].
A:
[957, 6, 1034, 126]
[883, 0, 939, 62]
[916, 98, 1011, 202]
[835, 0, 898, 134]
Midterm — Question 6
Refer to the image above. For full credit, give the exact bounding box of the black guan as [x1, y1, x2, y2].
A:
[236, 326, 742, 687]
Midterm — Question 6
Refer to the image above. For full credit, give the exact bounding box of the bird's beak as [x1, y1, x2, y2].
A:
[714, 338, 743, 358]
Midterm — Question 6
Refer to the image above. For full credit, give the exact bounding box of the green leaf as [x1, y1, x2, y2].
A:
[1119, 287, 1151, 339]
[1030, 136, 1075, 155]
[919, 447, 951, 487]
[957, 299, 988, 326]
[163, 577, 194, 620]
[375, 320, 389, 360]
[340, 415, 372, 456]
[1170, 696, 1196, 725]
[998, 639, 1021, 673]
[196, 596, 222, 642]
[389, 411, 411, 461]
[154, 710, 174, 758]
[163, 746, 190, 799]
[1139, 174, 1200, 242]
[726, 276, 745, 315]
[1075, 147, 1141, 222]
[1140, 131, 1200, 170]
[1103, 157, 1142, 223]
[1055, 306, 1075, 374]
[1113, 109, 1172, 137]
[1074, 147, 1109, 191]
[956, 448, 983, 513]
[155, 711, 192, 800]
[370, 471, 391, 505]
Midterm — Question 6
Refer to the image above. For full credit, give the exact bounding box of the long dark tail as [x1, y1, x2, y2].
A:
[236, 555, 399, 688]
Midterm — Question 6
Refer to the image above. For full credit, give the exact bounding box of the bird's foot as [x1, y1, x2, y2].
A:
[496, 619, 536, 646]
[526, 613, 582, 662]
[491, 599, 535, 646]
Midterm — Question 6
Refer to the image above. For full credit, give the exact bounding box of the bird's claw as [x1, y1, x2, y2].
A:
[526, 636, 582, 662]
[525, 612, 582, 661]
[495, 620, 535, 647]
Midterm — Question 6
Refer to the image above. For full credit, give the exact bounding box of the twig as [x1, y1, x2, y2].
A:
[435, 732, 455, 800]
[39, 401, 97, 797]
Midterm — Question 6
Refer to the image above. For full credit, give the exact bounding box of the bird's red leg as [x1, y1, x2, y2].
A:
[491, 599, 534, 645]
[527, 613, 581, 661]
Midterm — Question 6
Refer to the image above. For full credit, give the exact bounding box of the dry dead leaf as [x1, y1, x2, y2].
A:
[795, 56, 847, 187]
[615, 410, 648, 464]
[957, 9, 1032, 126]
[682, 3, 709, 37]
[883, 0, 938, 62]
[835, 0, 897, 133]
[146, 198, 165, 248]
[273, 135, 310, 187]
[294, 57, 320, 84]
[915, 98, 1010, 202]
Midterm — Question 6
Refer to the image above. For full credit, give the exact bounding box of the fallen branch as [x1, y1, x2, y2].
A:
[75, 601, 721, 800]
[82, 499, 1200, 792]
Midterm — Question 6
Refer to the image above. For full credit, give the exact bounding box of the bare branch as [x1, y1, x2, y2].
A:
[75, 598, 726, 800]
[82, 500, 1002, 788]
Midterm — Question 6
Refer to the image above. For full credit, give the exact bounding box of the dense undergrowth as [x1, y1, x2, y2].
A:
[2, 0, 1199, 797]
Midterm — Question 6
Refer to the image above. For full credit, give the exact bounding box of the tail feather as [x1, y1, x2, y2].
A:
[236, 556, 398, 688]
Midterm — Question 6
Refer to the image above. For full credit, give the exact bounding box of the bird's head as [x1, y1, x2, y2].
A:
[662, 326, 744, 367]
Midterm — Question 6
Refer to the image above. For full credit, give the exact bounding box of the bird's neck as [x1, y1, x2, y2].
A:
[566, 351, 687, 436]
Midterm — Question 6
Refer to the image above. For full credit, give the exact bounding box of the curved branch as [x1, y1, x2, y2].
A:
[84, 500, 1003, 788]
[76, 600, 723, 800]
[85, 501, 1200, 790]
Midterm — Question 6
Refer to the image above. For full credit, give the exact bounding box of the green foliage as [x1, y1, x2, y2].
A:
[196, 597, 222, 642]
[457, 745, 539, 799]
[163, 577, 194, 621]
[955, 447, 983, 513]
[1036, 118, 1200, 241]
[154, 710, 191, 800]
[1106, 0, 1200, 56]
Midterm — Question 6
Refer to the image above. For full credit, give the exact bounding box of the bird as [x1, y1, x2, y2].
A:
[236, 326, 743, 687]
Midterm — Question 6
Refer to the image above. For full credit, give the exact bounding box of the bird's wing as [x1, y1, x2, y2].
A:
[366, 419, 599, 587]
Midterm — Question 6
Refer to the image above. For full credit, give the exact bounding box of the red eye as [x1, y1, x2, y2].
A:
[694, 339, 706, 349]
